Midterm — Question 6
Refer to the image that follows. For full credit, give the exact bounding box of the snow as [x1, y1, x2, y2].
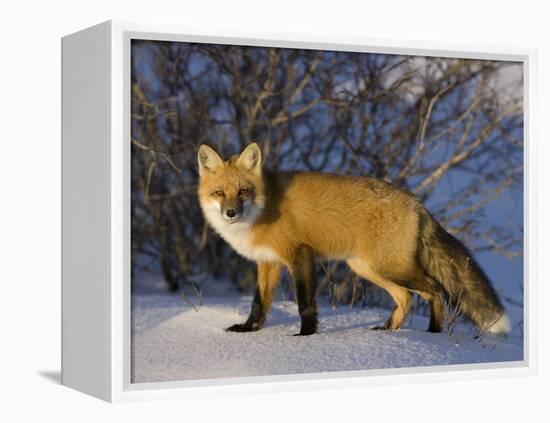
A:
[131, 293, 523, 384]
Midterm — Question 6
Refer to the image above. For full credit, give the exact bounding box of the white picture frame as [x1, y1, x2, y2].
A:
[61, 20, 536, 403]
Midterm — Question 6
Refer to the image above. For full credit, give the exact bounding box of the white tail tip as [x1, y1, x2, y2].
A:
[487, 314, 511, 334]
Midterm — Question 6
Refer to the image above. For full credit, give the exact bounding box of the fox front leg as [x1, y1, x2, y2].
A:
[226, 262, 282, 333]
[290, 246, 318, 336]
[225, 288, 265, 332]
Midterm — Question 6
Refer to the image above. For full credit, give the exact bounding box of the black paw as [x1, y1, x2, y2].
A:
[293, 330, 316, 336]
[225, 323, 259, 332]
[371, 325, 390, 331]
[293, 321, 317, 336]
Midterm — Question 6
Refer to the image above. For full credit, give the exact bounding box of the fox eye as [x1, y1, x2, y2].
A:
[213, 189, 225, 197]
[239, 188, 250, 195]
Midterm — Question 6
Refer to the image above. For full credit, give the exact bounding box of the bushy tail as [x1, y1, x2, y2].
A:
[417, 210, 510, 334]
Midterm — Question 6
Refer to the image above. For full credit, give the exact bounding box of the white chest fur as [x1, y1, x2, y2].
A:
[202, 202, 280, 262]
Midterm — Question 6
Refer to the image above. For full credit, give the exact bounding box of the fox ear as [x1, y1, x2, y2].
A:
[237, 143, 262, 175]
[198, 144, 223, 175]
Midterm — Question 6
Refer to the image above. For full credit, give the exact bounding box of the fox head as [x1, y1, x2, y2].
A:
[197, 143, 266, 226]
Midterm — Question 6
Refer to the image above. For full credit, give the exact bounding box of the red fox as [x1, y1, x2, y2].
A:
[197, 143, 510, 336]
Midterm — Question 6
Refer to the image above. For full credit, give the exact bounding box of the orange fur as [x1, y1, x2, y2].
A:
[197, 143, 508, 335]
[199, 145, 420, 272]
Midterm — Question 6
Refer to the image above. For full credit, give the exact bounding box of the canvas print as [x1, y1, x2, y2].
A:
[130, 39, 524, 383]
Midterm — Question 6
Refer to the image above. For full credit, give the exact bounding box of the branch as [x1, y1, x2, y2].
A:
[131, 138, 182, 174]
[414, 104, 521, 194]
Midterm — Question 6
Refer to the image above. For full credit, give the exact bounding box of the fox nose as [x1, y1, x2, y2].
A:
[226, 208, 236, 218]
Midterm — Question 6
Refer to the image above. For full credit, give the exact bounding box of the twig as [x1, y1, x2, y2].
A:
[179, 289, 199, 311]
[144, 161, 156, 205]
[131, 138, 182, 173]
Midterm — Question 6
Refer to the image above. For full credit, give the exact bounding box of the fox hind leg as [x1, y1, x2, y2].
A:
[416, 289, 444, 333]
[404, 269, 445, 333]
[373, 285, 412, 331]
[346, 258, 412, 331]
